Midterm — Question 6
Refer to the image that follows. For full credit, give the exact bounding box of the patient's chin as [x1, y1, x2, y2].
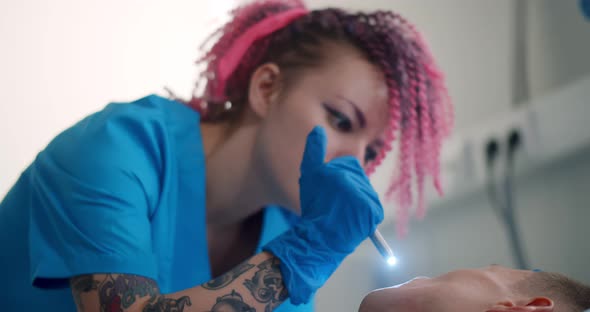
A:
[358, 288, 424, 312]
[396, 276, 431, 288]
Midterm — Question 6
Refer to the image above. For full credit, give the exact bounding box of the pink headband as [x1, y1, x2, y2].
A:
[212, 8, 309, 100]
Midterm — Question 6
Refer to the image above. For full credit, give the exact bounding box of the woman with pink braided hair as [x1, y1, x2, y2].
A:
[0, 0, 452, 311]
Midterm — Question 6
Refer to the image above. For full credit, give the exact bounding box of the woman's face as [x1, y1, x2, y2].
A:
[252, 42, 390, 212]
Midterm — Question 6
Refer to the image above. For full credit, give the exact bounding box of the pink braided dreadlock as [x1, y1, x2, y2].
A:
[186, 0, 453, 238]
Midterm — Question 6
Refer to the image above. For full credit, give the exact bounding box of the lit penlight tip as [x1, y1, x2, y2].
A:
[387, 256, 398, 266]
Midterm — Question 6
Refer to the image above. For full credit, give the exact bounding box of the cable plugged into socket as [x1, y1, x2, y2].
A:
[485, 138, 500, 166]
[507, 128, 522, 157]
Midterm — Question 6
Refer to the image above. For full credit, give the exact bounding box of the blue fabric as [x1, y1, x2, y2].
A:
[0, 94, 313, 311]
[581, 0, 590, 20]
[264, 126, 384, 304]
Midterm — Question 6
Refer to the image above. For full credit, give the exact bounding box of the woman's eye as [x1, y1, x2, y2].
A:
[324, 104, 353, 132]
[365, 146, 378, 164]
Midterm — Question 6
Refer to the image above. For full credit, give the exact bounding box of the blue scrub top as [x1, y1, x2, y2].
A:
[0, 95, 314, 311]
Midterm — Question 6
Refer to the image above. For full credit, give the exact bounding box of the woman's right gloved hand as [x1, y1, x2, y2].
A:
[263, 126, 384, 305]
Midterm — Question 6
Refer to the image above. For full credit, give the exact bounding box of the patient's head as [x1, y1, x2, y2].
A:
[359, 265, 590, 312]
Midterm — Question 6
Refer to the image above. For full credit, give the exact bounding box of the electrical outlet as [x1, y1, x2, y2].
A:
[507, 108, 541, 162]
[426, 75, 590, 207]
[454, 107, 541, 187]
[422, 106, 543, 209]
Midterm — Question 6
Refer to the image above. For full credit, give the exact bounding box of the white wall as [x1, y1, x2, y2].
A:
[527, 0, 590, 96]
[0, 0, 236, 195]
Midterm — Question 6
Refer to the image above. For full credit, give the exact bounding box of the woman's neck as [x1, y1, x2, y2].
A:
[200, 118, 269, 227]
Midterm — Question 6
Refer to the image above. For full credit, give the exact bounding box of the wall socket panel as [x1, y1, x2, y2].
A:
[430, 75, 590, 206]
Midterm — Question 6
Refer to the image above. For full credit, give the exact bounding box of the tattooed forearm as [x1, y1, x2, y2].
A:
[70, 274, 190, 312]
[202, 256, 287, 311]
[143, 296, 192, 312]
[100, 274, 158, 308]
[203, 261, 255, 290]
[209, 290, 256, 312]
[244, 258, 287, 312]
[70, 254, 285, 312]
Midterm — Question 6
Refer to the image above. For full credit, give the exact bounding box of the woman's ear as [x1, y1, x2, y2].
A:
[247, 63, 282, 119]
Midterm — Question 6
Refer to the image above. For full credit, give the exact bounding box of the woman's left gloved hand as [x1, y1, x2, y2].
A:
[263, 126, 384, 304]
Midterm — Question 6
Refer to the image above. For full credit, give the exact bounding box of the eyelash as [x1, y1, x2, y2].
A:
[324, 104, 353, 133]
[323, 103, 378, 164]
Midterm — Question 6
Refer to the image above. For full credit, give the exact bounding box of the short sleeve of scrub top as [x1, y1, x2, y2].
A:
[0, 94, 314, 311]
[28, 96, 170, 286]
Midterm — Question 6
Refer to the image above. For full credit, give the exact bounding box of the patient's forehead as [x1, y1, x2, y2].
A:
[389, 265, 533, 292]
[482, 265, 532, 278]
[470, 265, 534, 288]
[430, 265, 533, 289]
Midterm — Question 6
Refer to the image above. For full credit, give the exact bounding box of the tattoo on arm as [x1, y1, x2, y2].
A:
[143, 296, 192, 312]
[71, 275, 100, 311]
[244, 258, 288, 312]
[70, 274, 191, 312]
[203, 257, 288, 311]
[70, 256, 286, 312]
[209, 290, 256, 312]
[203, 261, 255, 290]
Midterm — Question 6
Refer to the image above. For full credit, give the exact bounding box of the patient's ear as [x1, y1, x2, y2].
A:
[485, 297, 554, 311]
[523, 297, 554, 310]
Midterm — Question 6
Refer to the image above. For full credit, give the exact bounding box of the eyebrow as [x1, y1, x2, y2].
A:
[336, 95, 366, 129]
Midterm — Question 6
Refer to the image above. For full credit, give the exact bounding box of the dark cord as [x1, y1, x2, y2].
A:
[503, 130, 529, 269]
[485, 139, 505, 220]
[484, 131, 529, 269]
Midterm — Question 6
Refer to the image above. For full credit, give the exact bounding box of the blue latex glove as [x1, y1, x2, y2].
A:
[263, 126, 384, 305]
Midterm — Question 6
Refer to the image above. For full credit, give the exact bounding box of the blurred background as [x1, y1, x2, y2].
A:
[1, 0, 589, 310]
